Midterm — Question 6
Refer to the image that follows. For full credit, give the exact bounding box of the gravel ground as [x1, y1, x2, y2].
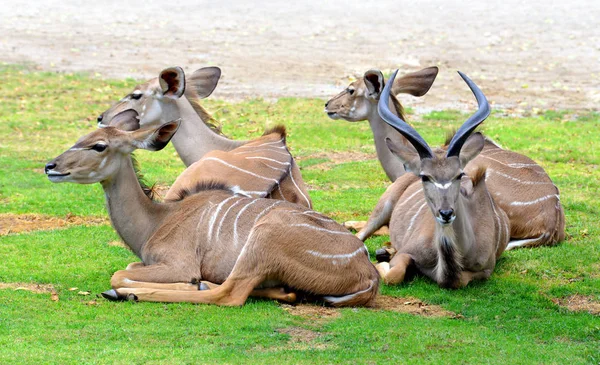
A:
[1, 0, 598, 112]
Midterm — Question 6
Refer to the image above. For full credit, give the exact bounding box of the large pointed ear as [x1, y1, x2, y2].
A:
[364, 69, 385, 100]
[131, 120, 181, 151]
[458, 132, 484, 167]
[159, 67, 186, 99]
[188, 67, 221, 98]
[392, 66, 438, 96]
[106, 109, 140, 131]
[385, 137, 421, 174]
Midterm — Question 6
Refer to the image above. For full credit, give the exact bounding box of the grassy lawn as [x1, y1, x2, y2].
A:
[0, 64, 598, 364]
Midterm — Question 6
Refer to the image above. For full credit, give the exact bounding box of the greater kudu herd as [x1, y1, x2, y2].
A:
[46, 63, 565, 306]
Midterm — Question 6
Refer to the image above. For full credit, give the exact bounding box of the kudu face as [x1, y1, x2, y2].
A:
[98, 67, 221, 131]
[325, 67, 438, 122]
[325, 77, 374, 122]
[380, 70, 489, 226]
[45, 122, 181, 184]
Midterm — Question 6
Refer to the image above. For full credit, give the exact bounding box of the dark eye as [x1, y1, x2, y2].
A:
[91, 143, 107, 152]
[131, 93, 142, 100]
[347, 88, 354, 95]
[420, 175, 430, 182]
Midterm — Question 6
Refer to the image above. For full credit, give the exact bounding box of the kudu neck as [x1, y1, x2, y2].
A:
[172, 97, 246, 166]
[100, 157, 169, 258]
[368, 96, 407, 181]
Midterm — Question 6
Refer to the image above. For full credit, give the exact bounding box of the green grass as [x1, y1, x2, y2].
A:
[1, 65, 599, 364]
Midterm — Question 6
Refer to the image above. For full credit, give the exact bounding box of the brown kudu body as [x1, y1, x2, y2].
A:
[374, 70, 509, 288]
[45, 121, 378, 306]
[99, 66, 311, 208]
[326, 67, 564, 248]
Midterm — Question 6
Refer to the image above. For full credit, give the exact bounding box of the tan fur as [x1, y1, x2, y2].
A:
[46, 123, 379, 307]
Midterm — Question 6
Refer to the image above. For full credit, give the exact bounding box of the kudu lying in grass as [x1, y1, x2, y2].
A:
[98, 66, 311, 208]
[326, 68, 564, 248]
[45, 121, 379, 306]
[373, 70, 509, 288]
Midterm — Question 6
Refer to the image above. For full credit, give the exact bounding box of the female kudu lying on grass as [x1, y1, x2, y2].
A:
[98, 66, 311, 208]
[374, 70, 509, 288]
[45, 120, 379, 306]
[326, 67, 564, 248]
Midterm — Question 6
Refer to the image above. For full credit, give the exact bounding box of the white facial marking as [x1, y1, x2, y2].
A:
[433, 181, 452, 189]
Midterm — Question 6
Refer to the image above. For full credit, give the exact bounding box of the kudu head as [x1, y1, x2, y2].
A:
[97, 66, 221, 131]
[45, 120, 181, 184]
[324, 67, 438, 122]
[379, 70, 490, 226]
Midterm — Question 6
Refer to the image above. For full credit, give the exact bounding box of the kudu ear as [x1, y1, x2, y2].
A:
[392, 66, 439, 97]
[385, 137, 421, 173]
[131, 120, 181, 151]
[189, 67, 221, 99]
[106, 109, 140, 131]
[364, 70, 385, 100]
[458, 132, 485, 167]
[159, 67, 186, 99]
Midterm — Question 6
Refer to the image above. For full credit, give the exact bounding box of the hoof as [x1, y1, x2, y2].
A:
[101, 289, 124, 301]
[126, 293, 138, 302]
[198, 282, 210, 291]
[375, 248, 391, 262]
[283, 292, 297, 303]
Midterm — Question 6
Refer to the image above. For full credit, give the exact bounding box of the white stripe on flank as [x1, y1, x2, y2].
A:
[288, 165, 311, 208]
[290, 224, 353, 236]
[262, 164, 288, 173]
[238, 138, 285, 148]
[245, 156, 291, 165]
[216, 198, 247, 240]
[506, 234, 545, 250]
[510, 194, 559, 206]
[295, 210, 334, 222]
[307, 246, 366, 259]
[396, 188, 424, 209]
[207, 196, 238, 240]
[488, 169, 552, 184]
[233, 148, 290, 156]
[507, 163, 542, 168]
[251, 200, 285, 227]
[202, 157, 278, 183]
[323, 280, 375, 304]
[233, 199, 261, 246]
[406, 201, 428, 232]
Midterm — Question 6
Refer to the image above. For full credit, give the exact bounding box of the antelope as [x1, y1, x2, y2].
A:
[44, 121, 379, 306]
[374, 70, 509, 288]
[325, 67, 439, 181]
[327, 68, 564, 248]
[98, 66, 311, 208]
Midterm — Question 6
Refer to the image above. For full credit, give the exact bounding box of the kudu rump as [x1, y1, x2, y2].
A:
[98, 66, 311, 208]
[326, 67, 564, 249]
[45, 121, 379, 306]
[374, 70, 509, 288]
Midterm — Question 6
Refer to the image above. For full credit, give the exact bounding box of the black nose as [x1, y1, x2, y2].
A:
[97, 114, 104, 122]
[325, 101, 329, 108]
[439, 209, 454, 222]
[45, 162, 56, 174]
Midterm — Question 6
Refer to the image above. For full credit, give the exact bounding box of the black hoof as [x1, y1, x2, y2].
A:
[101, 289, 124, 301]
[375, 248, 392, 263]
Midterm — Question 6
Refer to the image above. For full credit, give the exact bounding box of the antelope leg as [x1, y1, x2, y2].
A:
[110, 265, 200, 291]
[382, 253, 413, 285]
[198, 281, 297, 303]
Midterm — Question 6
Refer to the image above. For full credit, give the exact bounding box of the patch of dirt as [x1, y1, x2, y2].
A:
[374, 296, 460, 318]
[0, 213, 108, 236]
[107, 240, 129, 249]
[280, 295, 460, 319]
[280, 303, 341, 320]
[299, 151, 375, 171]
[552, 295, 600, 315]
[0, 282, 55, 294]
[275, 327, 332, 350]
[0, 1, 597, 112]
